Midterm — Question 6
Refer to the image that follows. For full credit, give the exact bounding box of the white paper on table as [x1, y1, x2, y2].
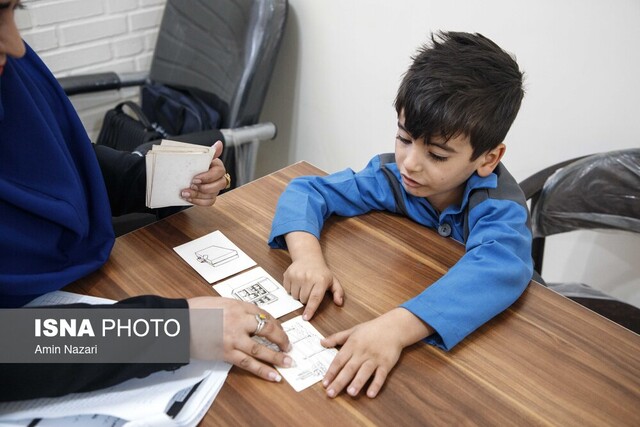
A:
[0, 360, 231, 426]
[213, 267, 302, 319]
[255, 316, 338, 392]
[173, 230, 256, 283]
[7, 291, 232, 427]
[25, 290, 115, 306]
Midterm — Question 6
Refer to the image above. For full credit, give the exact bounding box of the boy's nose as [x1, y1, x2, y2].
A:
[403, 146, 423, 172]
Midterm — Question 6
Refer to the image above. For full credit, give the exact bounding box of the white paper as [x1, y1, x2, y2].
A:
[5, 291, 232, 427]
[213, 267, 302, 319]
[173, 230, 257, 283]
[0, 360, 231, 426]
[254, 316, 338, 392]
[25, 290, 115, 306]
[145, 140, 214, 209]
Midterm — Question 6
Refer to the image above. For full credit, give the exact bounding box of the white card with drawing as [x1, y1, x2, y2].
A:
[213, 267, 302, 319]
[173, 230, 256, 283]
[255, 316, 338, 392]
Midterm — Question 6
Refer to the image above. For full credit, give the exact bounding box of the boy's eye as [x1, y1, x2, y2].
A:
[429, 152, 448, 162]
[396, 134, 411, 144]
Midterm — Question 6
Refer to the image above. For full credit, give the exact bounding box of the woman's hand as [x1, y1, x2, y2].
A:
[181, 140, 229, 207]
[188, 296, 293, 382]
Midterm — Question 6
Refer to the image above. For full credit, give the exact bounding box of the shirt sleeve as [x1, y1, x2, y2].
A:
[401, 198, 533, 350]
[92, 145, 181, 220]
[0, 295, 189, 402]
[93, 144, 147, 216]
[268, 157, 397, 248]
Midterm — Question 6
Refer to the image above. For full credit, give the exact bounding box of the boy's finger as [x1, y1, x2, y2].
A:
[322, 344, 350, 388]
[282, 273, 292, 293]
[324, 354, 358, 398]
[347, 362, 377, 397]
[331, 276, 344, 306]
[302, 287, 323, 320]
[365, 368, 389, 398]
[321, 328, 350, 348]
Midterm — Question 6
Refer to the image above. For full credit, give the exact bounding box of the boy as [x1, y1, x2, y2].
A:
[268, 32, 533, 399]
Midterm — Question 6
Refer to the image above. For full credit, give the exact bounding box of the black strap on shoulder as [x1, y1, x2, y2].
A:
[463, 189, 489, 241]
[378, 153, 409, 216]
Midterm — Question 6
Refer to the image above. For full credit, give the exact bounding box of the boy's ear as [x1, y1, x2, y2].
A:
[476, 144, 506, 177]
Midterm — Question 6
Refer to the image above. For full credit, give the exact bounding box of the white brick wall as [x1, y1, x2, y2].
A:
[16, 0, 167, 140]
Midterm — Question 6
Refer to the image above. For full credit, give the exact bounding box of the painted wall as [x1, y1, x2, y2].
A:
[257, 0, 640, 307]
[17, 0, 640, 307]
[16, 0, 166, 137]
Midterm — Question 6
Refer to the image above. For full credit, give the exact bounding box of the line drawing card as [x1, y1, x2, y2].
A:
[254, 316, 338, 392]
[213, 267, 302, 319]
[195, 245, 239, 267]
[174, 230, 256, 283]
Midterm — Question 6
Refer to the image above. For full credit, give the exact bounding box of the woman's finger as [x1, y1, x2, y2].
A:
[227, 349, 283, 382]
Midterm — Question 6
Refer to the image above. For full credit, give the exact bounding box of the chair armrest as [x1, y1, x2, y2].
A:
[59, 71, 149, 96]
[519, 155, 589, 200]
[220, 122, 277, 146]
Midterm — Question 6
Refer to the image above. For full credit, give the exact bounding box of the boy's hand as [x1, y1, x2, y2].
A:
[284, 231, 344, 320]
[283, 258, 343, 320]
[321, 308, 434, 398]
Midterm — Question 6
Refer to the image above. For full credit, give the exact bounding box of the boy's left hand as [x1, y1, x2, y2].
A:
[321, 308, 433, 398]
[181, 140, 228, 207]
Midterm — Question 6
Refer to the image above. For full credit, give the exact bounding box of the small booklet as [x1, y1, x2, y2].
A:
[145, 140, 215, 209]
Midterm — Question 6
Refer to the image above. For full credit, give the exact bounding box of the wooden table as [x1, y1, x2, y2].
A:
[69, 162, 640, 426]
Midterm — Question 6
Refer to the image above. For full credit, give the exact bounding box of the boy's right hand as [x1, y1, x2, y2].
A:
[283, 258, 344, 320]
[283, 231, 344, 320]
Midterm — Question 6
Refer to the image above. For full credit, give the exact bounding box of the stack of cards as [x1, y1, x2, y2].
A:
[145, 140, 215, 208]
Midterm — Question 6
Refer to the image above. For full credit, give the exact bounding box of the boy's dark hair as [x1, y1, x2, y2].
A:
[394, 31, 524, 160]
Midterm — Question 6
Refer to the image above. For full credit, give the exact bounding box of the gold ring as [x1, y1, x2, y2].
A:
[253, 313, 267, 335]
[224, 173, 232, 189]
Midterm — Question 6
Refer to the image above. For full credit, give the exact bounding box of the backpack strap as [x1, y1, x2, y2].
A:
[378, 153, 409, 216]
[463, 189, 489, 241]
[462, 163, 529, 242]
[378, 150, 488, 241]
[117, 101, 155, 130]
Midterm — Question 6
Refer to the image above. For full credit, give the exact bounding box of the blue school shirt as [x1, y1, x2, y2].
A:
[268, 154, 533, 350]
[0, 44, 114, 307]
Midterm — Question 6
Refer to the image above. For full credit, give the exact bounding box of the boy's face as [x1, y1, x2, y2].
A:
[394, 110, 501, 212]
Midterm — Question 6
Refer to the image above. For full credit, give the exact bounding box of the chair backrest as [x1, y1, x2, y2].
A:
[531, 148, 640, 239]
[149, 0, 288, 129]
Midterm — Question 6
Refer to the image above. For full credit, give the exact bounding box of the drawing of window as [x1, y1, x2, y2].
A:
[195, 245, 239, 267]
[232, 277, 279, 306]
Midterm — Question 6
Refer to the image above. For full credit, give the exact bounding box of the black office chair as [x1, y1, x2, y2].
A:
[59, 0, 288, 235]
[519, 148, 640, 333]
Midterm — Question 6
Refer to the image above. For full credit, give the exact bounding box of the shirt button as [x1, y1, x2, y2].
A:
[438, 223, 452, 237]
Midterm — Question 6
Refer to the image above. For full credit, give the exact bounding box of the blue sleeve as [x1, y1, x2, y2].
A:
[268, 157, 397, 248]
[401, 198, 533, 350]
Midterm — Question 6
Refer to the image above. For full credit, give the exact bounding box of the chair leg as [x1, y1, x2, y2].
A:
[532, 237, 545, 276]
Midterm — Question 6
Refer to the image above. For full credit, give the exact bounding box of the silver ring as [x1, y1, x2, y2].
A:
[253, 313, 267, 335]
